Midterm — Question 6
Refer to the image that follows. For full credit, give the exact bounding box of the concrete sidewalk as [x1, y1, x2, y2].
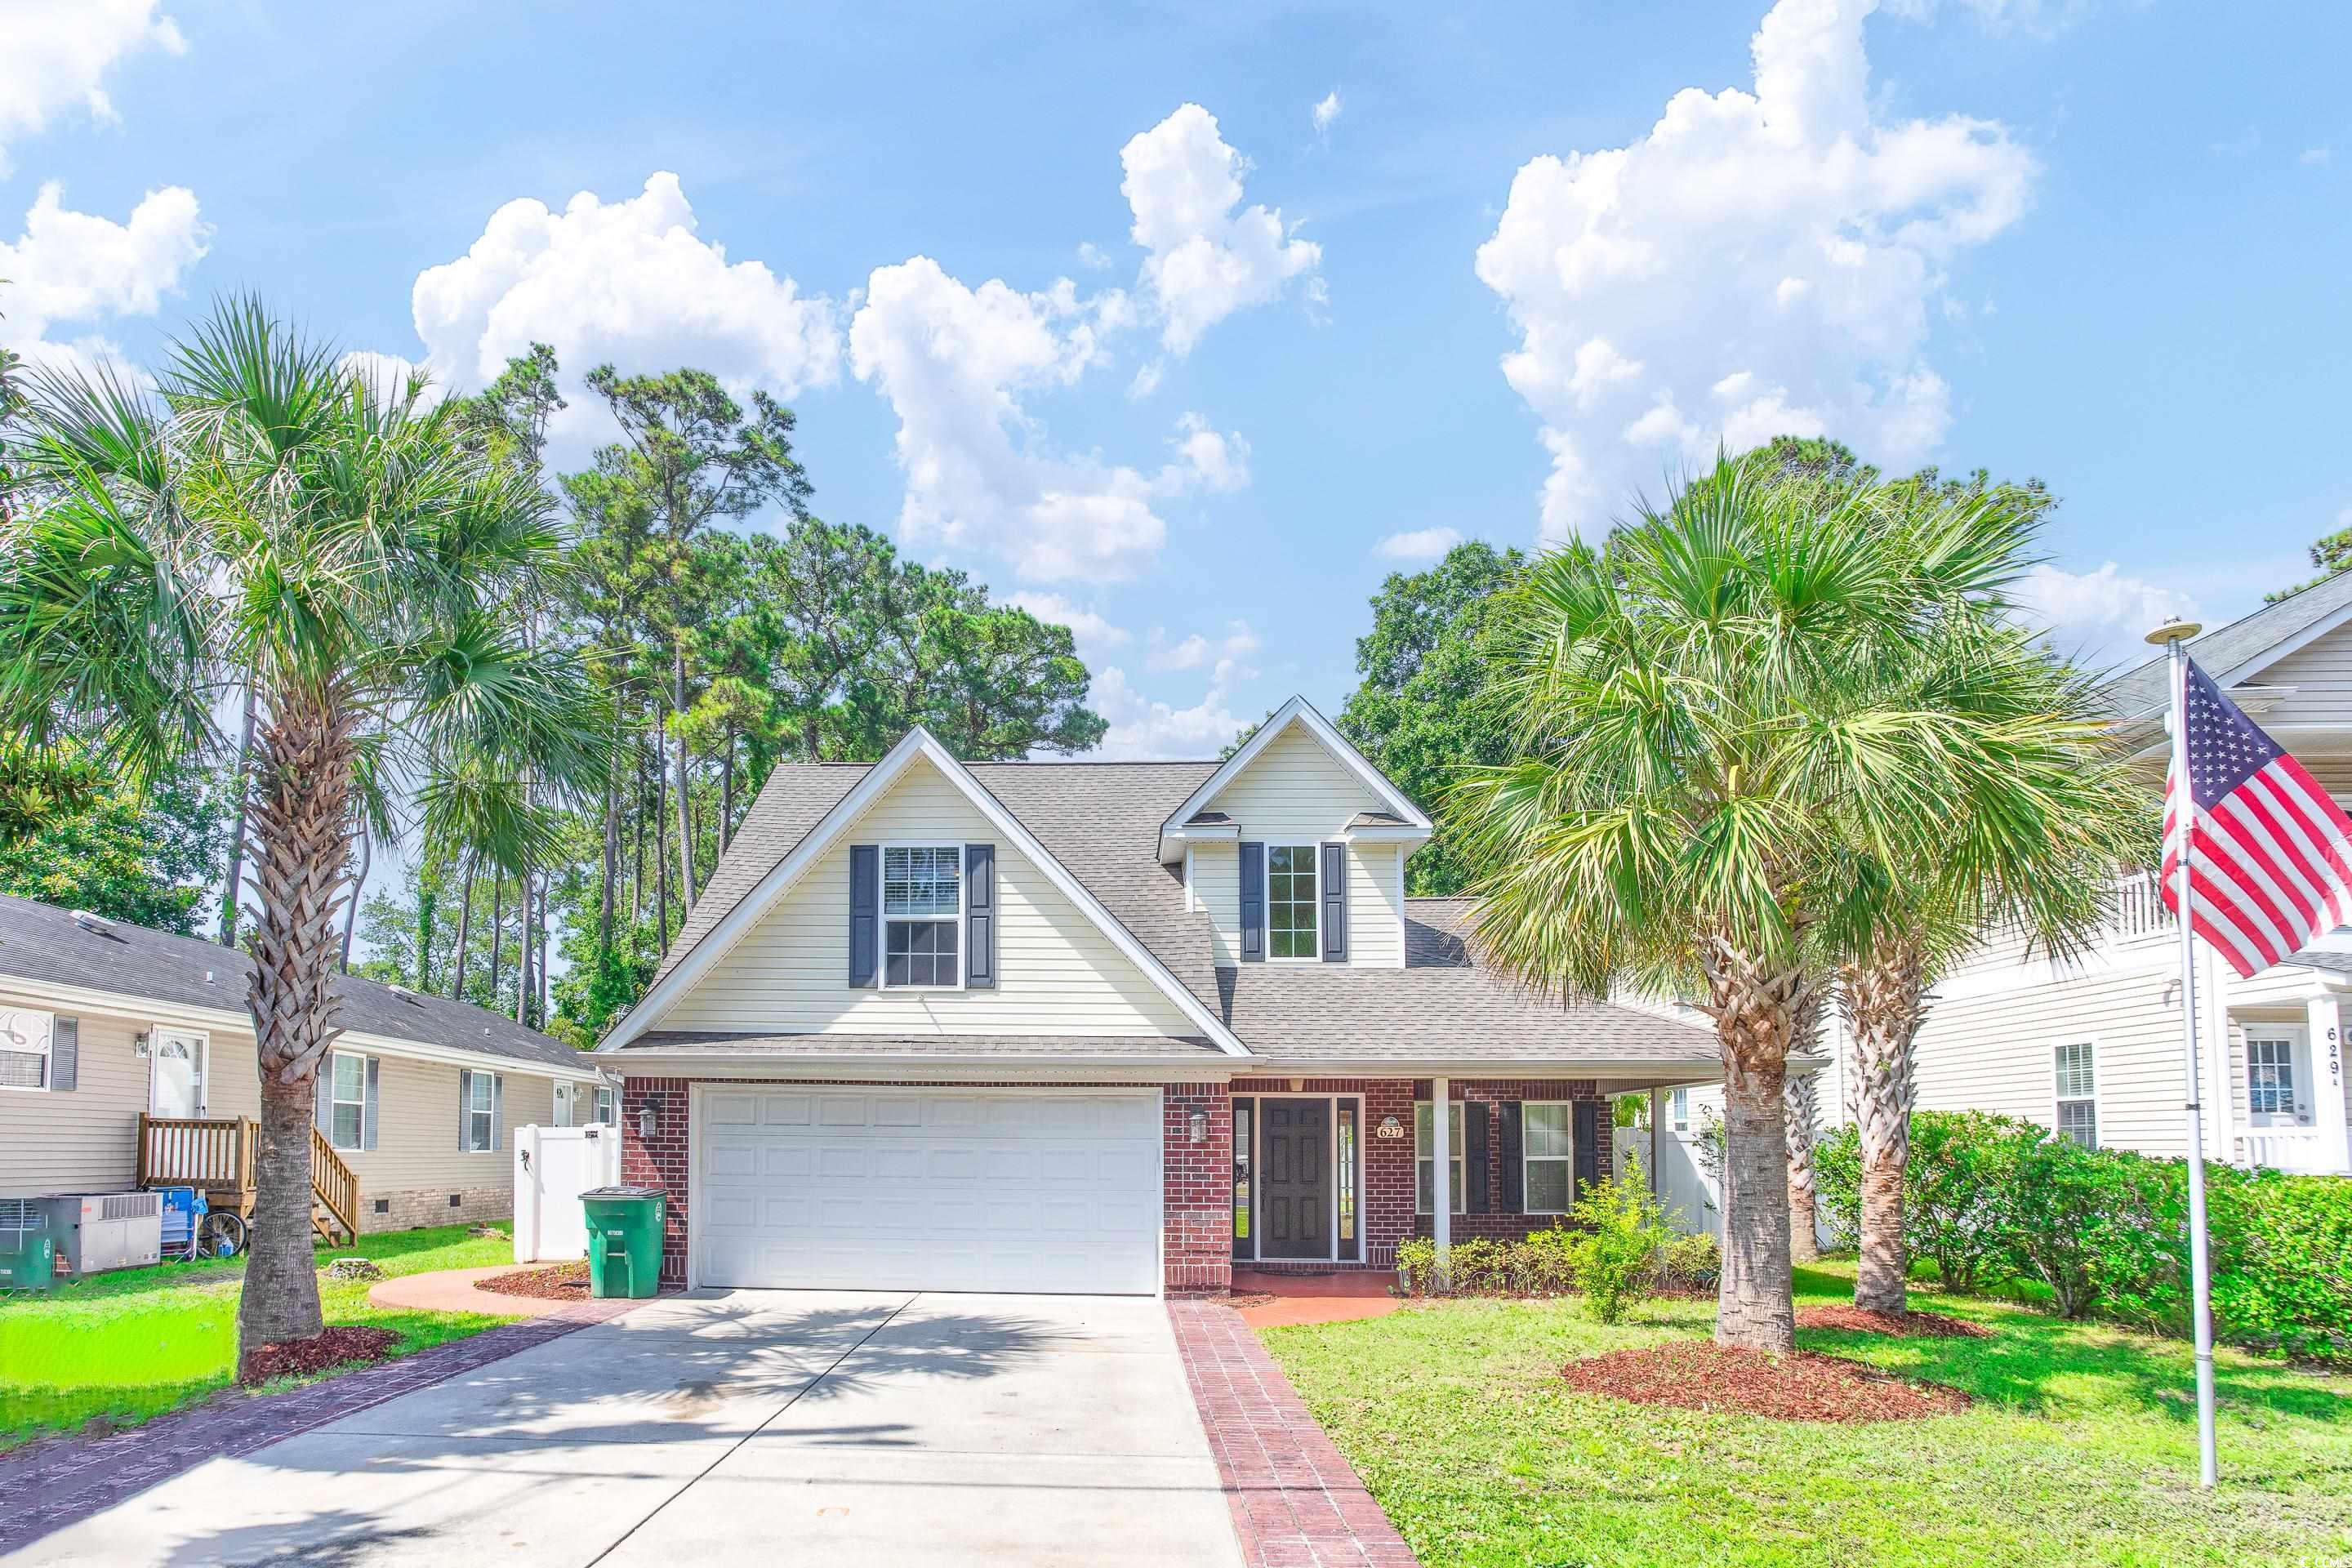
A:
[8, 1291, 1244, 1568]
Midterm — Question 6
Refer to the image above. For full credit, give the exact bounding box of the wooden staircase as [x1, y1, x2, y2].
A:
[137, 1115, 361, 1246]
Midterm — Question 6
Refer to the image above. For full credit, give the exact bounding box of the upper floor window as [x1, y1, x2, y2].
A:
[884, 844, 962, 988]
[1267, 844, 1318, 960]
[2054, 1040, 2097, 1149]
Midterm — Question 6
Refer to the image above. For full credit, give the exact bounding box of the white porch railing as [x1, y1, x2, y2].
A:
[2236, 1130, 2349, 1175]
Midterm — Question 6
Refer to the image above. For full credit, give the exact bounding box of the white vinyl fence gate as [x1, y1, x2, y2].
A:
[513, 1124, 624, 1263]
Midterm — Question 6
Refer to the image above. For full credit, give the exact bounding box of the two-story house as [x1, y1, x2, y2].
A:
[597, 695, 1728, 1295]
[1898, 574, 2352, 1178]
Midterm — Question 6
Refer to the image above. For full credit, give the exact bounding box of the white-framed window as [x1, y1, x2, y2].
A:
[1267, 844, 1318, 960]
[1669, 1087, 1690, 1133]
[0, 1008, 53, 1092]
[883, 844, 962, 988]
[2245, 1033, 2310, 1127]
[553, 1082, 577, 1129]
[595, 1085, 617, 1125]
[461, 1069, 500, 1152]
[1414, 1100, 1465, 1214]
[1522, 1102, 1575, 1214]
[327, 1051, 367, 1152]
[2054, 1040, 2097, 1149]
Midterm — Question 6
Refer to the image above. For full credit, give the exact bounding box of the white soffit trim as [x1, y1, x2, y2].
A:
[1158, 695, 1434, 858]
[601, 727, 1252, 1056]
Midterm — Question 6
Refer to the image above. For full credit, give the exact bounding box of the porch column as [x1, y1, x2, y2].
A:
[1430, 1075, 1450, 1270]
[1648, 1088, 1663, 1196]
[2306, 991, 2351, 1174]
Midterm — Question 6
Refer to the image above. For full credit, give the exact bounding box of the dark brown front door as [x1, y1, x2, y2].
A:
[1259, 1098, 1330, 1260]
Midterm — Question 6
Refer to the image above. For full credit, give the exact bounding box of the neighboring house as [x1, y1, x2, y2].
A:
[598, 695, 1744, 1296]
[0, 893, 612, 1236]
[1900, 575, 2352, 1178]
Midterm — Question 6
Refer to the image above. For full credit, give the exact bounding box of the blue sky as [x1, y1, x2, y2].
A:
[7, 0, 2349, 760]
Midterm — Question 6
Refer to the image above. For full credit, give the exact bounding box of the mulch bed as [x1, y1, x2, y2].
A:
[1797, 1304, 1993, 1339]
[1561, 1341, 1972, 1423]
[474, 1262, 590, 1301]
[242, 1325, 400, 1383]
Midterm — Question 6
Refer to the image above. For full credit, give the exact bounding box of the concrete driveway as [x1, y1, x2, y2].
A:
[11, 1292, 1245, 1567]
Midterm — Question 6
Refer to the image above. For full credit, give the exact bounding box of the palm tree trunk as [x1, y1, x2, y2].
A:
[451, 856, 475, 1000]
[1703, 937, 1803, 1354]
[218, 679, 258, 947]
[235, 687, 357, 1366]
[1844, 941, 1923, 1316]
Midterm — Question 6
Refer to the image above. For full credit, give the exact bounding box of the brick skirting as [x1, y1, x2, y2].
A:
[360, 1183, 510, 1233]
[1170, 1300, 1419, 1567]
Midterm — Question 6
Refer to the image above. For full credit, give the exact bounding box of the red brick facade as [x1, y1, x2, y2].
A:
[622, 1073, 1608, 1294]
[1233, 1077, 1613, 1272]
[621, 1076, 1234, 1294]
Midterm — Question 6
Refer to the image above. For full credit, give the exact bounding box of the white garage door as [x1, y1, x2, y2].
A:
[695, 1086, 1163, 1294]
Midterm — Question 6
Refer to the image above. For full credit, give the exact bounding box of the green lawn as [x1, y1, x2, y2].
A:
[0, 1223, 520, 1452]
[1263, 1263, 2352, 1568]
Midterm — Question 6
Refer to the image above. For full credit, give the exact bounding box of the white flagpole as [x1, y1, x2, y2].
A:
[2149, 617, 2219, 1489]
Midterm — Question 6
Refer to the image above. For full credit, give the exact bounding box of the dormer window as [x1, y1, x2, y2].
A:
[884, 844, 963, 988]
[1267, 845, 1319, 960]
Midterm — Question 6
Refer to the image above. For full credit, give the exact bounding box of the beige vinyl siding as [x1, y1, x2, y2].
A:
[1911, 939, 2203, 1156]
[0, 1000, 149, 1195]
[1204, 722, 1405, 966]
[0, 982, 583, 1213]
[2239, 621, 2352, 728]
[1196, 840, 1240, 965]
[657, 756, 1196, 1036]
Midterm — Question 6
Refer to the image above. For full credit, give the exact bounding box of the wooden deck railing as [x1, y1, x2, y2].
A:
[310, 1127, 359, 1244]
[136, 1114, 361, 1244]
[137, 1114, 256, 1195]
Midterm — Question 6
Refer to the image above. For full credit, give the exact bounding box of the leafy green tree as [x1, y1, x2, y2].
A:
[0, 299, 609, 1366]
[0, 744, 229, 931]
[2270, 513, 2352, 603]
[1450, 452, 2070, 1352]
[1337, 541, 1525, 894]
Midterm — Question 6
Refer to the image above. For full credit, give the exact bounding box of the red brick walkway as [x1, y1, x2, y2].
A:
[1169, 1300, 1420, 1568]
[0, 1295, 645, 1557]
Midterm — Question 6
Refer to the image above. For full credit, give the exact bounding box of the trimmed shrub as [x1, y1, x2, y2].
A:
[1662, 1230, 1721, 1291]
[1563, 1162, 1675, 1325]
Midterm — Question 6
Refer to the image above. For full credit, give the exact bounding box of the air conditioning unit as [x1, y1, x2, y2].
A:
[41, 1191, 163, 1275]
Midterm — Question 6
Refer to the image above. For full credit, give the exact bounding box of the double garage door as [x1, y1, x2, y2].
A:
[695, 1086, 1162, 1294]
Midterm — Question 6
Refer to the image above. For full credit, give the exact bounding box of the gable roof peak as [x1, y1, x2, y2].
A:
[1156, 695, 1432, 858]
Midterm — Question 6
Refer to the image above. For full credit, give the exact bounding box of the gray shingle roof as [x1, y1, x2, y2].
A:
[1348, 811, 1409, 828]
[624, 1031, 1224, 1060]
[1213, 899, 1720, 1063]
[0, 893, 592, 1074]
[2102, 568, 2352, 717]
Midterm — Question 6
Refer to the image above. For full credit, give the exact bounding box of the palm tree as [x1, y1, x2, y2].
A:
[0, 299, 608, 1370]
[1822, 490, 2148, 1316]
[1450, 453, 2058, 1352]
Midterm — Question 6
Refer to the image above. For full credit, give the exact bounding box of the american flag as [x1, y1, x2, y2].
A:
[2162, 656, 2352, 978]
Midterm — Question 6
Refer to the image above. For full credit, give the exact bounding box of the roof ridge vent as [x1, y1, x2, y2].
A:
[68, 909, 114, 935]
[388, 983, 416, 1002]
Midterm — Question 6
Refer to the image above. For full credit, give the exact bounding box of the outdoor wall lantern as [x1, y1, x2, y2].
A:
[1375, 1115, 1405, 1140]
[638, 1103, 660, 1141]
[132, 1030, 152, 1059]
[1188, 1110, 1209, 1144]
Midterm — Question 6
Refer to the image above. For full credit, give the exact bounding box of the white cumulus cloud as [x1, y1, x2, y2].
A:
[1094, 620, 1263, 759]
[2013, 562, 2196, 670]
[0, 182, 208, 373]
[411, 172, 840, 401]
[1374, 526, 1465, 562]
[1004, 592, 1131, 661]
[1475, 0, 2036, 541]
[1312, 92, 1343, 135]
[1121, 104, 1323, 357]
[0, 0, 185, 175]
[850, 254, 1248, 581]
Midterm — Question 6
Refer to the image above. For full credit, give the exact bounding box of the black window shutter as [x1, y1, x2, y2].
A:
[51, 1017, 77, 1092]
[1465, 1100, 1490, 1214]
[848, 844, 880, 986]
[1238, 841, 1265, 963]
[964, 843, 996, 989]
[1574, 1101, 1601, 1204]
[1320, 842, 1347, 963]
[1498, 1101, 1524, 1213]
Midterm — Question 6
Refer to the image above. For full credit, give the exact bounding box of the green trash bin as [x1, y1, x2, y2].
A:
[0, 1200, 56, 1293]
[581, 1186, 666, 1300]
